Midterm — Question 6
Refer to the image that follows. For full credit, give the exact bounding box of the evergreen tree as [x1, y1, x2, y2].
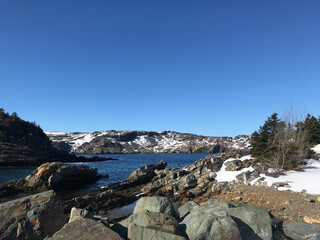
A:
[251, 113, 282, 160]
[299, 114, 320, 144]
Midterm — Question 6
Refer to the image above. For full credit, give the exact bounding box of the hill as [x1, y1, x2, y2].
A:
[46, 130, 250, 154]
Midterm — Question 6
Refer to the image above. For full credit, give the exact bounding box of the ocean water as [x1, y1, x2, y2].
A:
[0, 153, 211, 187]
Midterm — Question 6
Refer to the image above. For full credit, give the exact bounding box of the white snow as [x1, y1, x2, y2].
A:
[261, 159, 320, 195]
[311, 144, 320, 154]
[216, 156, 255, 182]
[216, 155, 320, 195]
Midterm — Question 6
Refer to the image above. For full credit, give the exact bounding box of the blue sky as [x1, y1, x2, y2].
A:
[1, 1, 319, 137]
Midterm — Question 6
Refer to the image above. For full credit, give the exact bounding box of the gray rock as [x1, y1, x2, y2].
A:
[129, 210, 182, 235]
[133, 196, 179, 219]
[226, 205, 273, 240]
[225, 160, 244, 171]
[128, 225, 186, 240]
[236, 170, 261, 185]
[178, 201, 199, 218]
[180, 205, 242, 240]
[205, 198, 236, 209]
[47, 217, 123, 240]
[69, 207, 92, 223]
[283, 220, 320, 240]
[126, 161, 167, 185]
[0, 190, 66, 240]
[128, 210, 185, 240]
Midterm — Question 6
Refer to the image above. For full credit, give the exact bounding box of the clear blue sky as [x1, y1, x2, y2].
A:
[1, 1, 319, 137]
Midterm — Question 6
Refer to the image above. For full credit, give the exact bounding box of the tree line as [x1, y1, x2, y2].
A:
[251, 111, 320, 170]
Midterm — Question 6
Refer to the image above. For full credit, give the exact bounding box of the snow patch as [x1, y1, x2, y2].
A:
[311, 144, 320, 154]
[261, 159, 320, 195]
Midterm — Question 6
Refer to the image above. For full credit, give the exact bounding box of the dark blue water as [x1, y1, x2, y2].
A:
[0, 153, 210, 187]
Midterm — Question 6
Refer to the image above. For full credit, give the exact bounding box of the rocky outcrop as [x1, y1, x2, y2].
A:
[46, 130, 251, 154]
[141, 154, 227, 199]
[47, 217, 123, 240]
[0, 190, 66, 240]
[0, 162, 101, 199]
[126, 161, 167, 185]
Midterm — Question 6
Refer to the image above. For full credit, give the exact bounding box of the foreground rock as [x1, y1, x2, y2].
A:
[128, 210, 185, 240]
[47, 217, 123, 240]
[283, 220, 320, 240]
[0, 162, 101, 198]
[133, 196, 179, 218]
[109, 196, 275, 240]
[0, 190, 66, 240]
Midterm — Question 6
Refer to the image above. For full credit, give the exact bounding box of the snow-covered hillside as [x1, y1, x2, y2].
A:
[45, 130, 251, 155]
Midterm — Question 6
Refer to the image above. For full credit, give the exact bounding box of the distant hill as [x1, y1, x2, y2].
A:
[46, 130, 251, 155]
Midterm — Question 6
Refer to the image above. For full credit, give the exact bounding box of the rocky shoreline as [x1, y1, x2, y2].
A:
[1, 152, 320, 239]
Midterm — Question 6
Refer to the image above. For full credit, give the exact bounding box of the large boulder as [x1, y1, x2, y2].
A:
[133, 196, 179, 218]
[0, 190, 66, 240]
[21, 162, 100, 191]
[226, 206, 273, 240]
[127, 210, 185, 240]
[180, 204, 242, 240]
[47, 217, 123, 240]
[204, 199, 272, 240]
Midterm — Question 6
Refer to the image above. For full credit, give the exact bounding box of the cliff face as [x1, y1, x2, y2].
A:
[46, 130, 250, 155]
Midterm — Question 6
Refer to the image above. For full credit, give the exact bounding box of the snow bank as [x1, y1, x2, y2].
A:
[216, 155, 320, 195]
[262, 159, 320, 195]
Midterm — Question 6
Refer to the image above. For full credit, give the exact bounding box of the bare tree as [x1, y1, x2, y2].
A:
[270, 106, 309, 169]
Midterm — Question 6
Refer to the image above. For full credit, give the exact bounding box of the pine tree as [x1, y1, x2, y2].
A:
[251, 113, 282, 160]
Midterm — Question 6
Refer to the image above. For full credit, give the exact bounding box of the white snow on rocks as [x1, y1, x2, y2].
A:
[216, 155, 255, 182]
[218, 155, 320, 195]
[261, 159, 320, 195]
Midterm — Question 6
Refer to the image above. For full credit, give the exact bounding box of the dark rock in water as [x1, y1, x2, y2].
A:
[283, 220, 320, 240]
[225, 160, 244, 171]
[20, 162, 100, 192]
[63, 190, 137, 215]
[0, 190, 66, 240]
[127, 210, 186, 240]
[47, 217, 123, 240]
[0, 162, 101, 199]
